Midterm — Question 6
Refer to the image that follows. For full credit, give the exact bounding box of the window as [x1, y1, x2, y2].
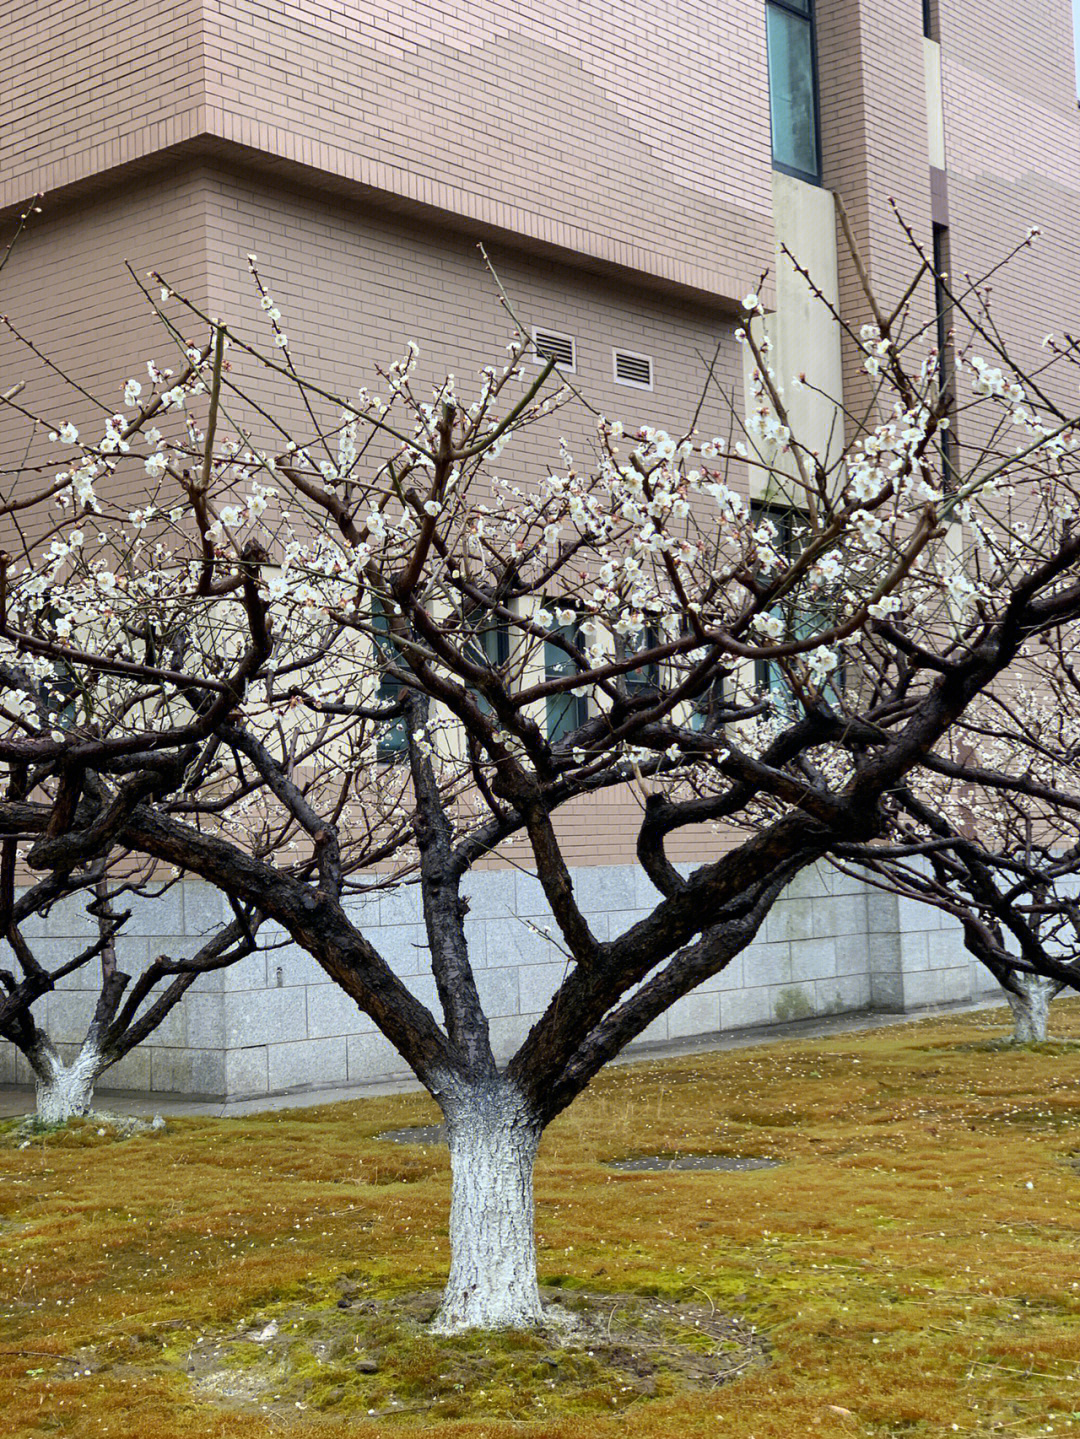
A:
[765, 0, 821, 183]
[545, 616, 588, 742]
[624, 626, 662, 701]
[750, 502, 841, 707]
[372, 599, 408, 761]
[922, 0, 938, 40]
[460, 604, 510, 715]
[689, 675, 726, 733]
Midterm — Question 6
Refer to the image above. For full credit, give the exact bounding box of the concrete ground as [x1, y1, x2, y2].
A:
[0, 997, 1003, 1120]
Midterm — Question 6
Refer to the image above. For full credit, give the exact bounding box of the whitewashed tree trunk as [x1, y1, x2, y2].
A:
[32, 1041, 103, 1123]
[1005, 975, 1055, 1043]
[431, 1080, 544, 1333]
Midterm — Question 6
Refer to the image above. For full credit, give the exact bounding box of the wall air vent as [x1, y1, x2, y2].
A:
[613, 348, 654, 390]
[532, 327, 576, 372]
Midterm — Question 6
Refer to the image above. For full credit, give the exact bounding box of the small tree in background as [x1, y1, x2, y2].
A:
[834, 649, 1080, 1043]
[0, 858, 262, 1121]
[1, 217, 1080, 1325]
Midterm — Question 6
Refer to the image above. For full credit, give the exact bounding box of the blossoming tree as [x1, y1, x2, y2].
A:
[834, 654, 1080, 1043]
[1, 225, 1080, 1326]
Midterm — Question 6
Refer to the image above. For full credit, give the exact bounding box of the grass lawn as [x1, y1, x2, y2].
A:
[4, 1001, 1080, 1437]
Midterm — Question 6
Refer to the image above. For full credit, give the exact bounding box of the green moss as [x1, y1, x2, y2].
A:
[774, 986, 815, 1022]
[8, 1000, 1080, 1435]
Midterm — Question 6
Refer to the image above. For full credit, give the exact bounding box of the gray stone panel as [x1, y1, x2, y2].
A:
[474, 967, 520, 1019]
[790, 938, 837, 984]
[151, 1046, 226, 1095]
[100, 1048, 152, 1091]
[375, 925, 428, 977]
[182, 882, 228, 934]
[267, 944, 325, 989]
[225, 1045, 268, 1097]
[814, 973, 871, 1014]
[514, 870, 551, 917]
[744, 941, 792, 987]
[899, 931, 929, 972]
[927, 930, 964, 969]
[720, 986, 774, 1031]
[224, 948, 270, 992]
[268, 1037, 348, 1093]
[123, 886, 186, 938]
[573, 865, 636, 915]
[871, 971, 905, 1011]
[488, 1013, 535, 1060]
[347, 1030, 409, 1082]
[517, 961, 569, 1014]
[483, 917, 557, 970]
[307, 984, 370, 1039]
[182, 993, 225, 1049]
[461, 869, 516, 919]
[375, 882, 422, 928]
[764, 900, 814, 945]
[666, 990, 720, 1039]
[225, 988, 306, 1048]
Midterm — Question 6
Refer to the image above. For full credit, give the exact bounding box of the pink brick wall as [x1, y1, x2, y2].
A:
[940, 0, 1080, 379]
[816, 0, 935, 411]
[0, 172, 213, 508]
[2, 0, 776, 306]
[0, 0, 206, 210]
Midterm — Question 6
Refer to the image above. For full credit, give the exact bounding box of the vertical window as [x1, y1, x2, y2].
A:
[461, 606, 510, 715]
[765, 0, 821, 182]
[752, 504, 797, 701]
[922, 0, 938, 40]
[751, 503, 841, 707]
[372, 599, 408, 762]
[545, 618, 588, 743]
[932, 224, 959, 492]
[624, 626, 662, 701]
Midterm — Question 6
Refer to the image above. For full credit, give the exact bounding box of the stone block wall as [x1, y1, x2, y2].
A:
[0, 861, 997, 1102]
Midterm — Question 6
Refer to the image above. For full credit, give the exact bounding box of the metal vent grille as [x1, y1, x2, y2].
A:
[613, 349, 654, 390]
[532, 328, 576, 372]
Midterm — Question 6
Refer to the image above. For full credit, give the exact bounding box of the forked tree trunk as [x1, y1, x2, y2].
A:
[1005, 975, 1055, 1044]
[431, 1080, 544, 1333]
[31, 1040, 105, 1123]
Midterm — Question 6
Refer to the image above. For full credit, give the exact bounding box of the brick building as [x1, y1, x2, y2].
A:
[1, 1, 1078, 1100]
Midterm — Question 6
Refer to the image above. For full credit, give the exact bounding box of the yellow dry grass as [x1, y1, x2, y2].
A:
[4, 1002, 1080, 1437]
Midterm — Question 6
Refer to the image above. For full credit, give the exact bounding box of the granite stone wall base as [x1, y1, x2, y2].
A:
[0, 864, 992, 1101]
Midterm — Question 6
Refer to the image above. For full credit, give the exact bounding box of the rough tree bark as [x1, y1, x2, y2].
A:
[28, 1035, 105, 1123]
[1004, 975, 1057, 1043]
[431, 1078, 544, 1332]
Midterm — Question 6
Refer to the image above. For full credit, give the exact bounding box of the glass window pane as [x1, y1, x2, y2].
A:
[545, 624, 586, 742]
[766, 6, 819, 179]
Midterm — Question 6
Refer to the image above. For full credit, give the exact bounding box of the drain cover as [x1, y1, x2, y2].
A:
[606, 1154, 779, 1172]
[376, 1125, 446, 1145]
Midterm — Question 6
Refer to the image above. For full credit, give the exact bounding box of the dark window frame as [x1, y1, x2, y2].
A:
[765, 0, 823, 185]
[460, 603, 511, 715]
[372, 598, 409, 763]
[544, 610, 590, 744]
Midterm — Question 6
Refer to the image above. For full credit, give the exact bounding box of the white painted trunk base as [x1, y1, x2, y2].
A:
[1005, 977, 1054, 1044]
[431, 1083, 544, 1333]
[34, 1044, 102, 1124]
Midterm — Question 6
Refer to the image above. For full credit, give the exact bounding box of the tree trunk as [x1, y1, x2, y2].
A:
[431, 1080, 544, 1333]
[32, 1041, 103, 1123]
[1005, 975, 1054, 1043]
